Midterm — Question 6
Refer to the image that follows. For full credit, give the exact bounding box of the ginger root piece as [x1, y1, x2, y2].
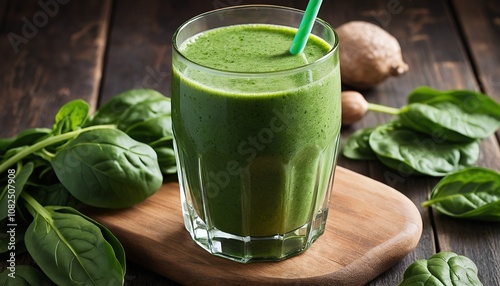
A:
[336, 21, 409, 89]
[341, 91, 368, 125]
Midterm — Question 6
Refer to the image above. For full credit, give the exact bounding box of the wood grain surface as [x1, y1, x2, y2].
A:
[0, 0, 111, 136]
[88, 166, 422, 286]
[1, 0, 499, 285]
[452, 0, 500, 142]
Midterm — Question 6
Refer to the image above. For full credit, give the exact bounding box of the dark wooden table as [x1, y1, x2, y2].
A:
[1, 0, 499, 285]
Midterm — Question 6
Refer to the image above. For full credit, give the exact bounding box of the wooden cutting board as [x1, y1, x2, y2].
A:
[88, 166, 422, 286]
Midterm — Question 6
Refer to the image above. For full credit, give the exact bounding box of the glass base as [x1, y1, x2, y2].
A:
[182, 202, 328, 263]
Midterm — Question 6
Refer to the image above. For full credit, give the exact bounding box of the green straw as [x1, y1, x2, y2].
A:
[289, 0, 324, 55]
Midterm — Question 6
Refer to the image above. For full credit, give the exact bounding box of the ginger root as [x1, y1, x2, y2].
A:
[341, 91, 368, 125]
[336, 21, 409, 90]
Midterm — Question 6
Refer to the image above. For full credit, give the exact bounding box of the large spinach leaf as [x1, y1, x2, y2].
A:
[85, 89, 176, 175]
[51, 129, 162, 208]
[399, 102, 500, 142]
[51, 206, 126, 273]
[369, 123, 480, 176]
[408, 86, 500, 121]
[399, 252, 483, 286]
[86, 89, 172, 143]
[24, 203, 125, 286]
[422, 167, 500, 220]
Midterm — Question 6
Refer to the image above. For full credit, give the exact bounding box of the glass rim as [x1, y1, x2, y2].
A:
[172, 4, 339, 77]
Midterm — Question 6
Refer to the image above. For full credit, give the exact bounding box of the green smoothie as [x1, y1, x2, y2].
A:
[172, 24, 341, 238]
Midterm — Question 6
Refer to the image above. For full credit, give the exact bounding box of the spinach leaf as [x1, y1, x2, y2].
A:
[154, 146, 177, 174]
[422, 167, 500, 220]
[52, 99, 89, 135]
[0, 265, 53, 286]
[369, 123, 480, 176]
[341, 127, 377, 160]
[399, 252, 483, 286]
[50, 206, 126, 273]
[0, 162, 34, 220]
[51, 129, 162, 208]
[86, 89, 165, 125]
[150, 137, 177, 174]
[408, 86, 500, 121]
[85, 89, 176, 175]
[24, 202, 125, 286]
[86, 89, 172, 144]
[123, 111, 173, 144]
[399, 102, 500, 142]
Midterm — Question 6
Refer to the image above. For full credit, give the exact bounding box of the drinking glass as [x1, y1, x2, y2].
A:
[171, 5, 341, 263]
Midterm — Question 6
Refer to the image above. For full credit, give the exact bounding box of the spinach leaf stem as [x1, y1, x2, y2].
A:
[367, 103, 400, 115]
[21, 191, 51, 222]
